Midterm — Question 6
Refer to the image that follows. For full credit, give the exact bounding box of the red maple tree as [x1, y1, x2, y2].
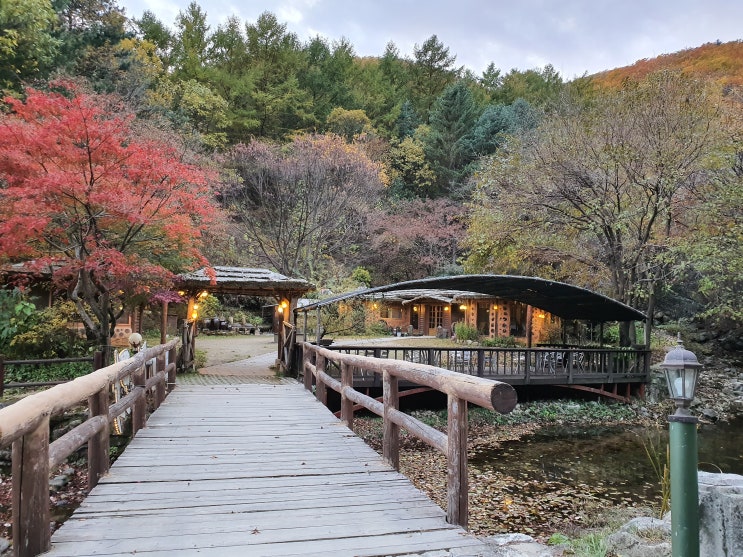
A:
[0, 82, 220, 348]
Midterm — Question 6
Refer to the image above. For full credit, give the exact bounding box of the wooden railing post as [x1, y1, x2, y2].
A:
[446, 394, 468, 528]
[12, 416, 50, 557]
[155, 354, 166, 408]
[316, 354, 327, 405]
[340, 362, 353, 427]
[0, 358, 5, 398]
[382, 370, 399, 470]
[167, 346, 177, 391]
[303, 348, 313, 391]
[132, 364, 147, 434]
[87, 388, 110, 489]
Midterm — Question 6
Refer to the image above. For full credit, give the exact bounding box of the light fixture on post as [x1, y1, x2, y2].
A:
[459, 304, 467, 311]
[661, 334, 702, 557]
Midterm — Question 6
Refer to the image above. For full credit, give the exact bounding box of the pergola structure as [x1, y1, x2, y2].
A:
[177, 266, 314, 368]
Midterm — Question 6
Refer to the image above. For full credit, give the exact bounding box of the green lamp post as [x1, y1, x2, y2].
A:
[661, 334, 702, 557]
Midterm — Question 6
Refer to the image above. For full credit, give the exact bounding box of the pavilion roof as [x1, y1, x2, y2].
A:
[179, 266, 313, 298]
[297, 275, 645, 322]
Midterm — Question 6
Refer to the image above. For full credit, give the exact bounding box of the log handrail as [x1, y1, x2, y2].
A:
[301, 342, 517, 529]
[0, 339, 180, 557]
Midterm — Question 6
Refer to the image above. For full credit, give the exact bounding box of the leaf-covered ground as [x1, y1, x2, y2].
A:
[352, 408, 659, 542]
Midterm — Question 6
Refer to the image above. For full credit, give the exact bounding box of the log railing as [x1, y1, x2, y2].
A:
[301, 342, 518, 528]
[0, 339, 180, 557]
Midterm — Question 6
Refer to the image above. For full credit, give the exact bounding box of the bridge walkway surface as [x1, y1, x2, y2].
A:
[45, 376, 493, 556]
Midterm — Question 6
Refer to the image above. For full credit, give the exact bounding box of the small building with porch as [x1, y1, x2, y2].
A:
[294, 275, 649, 402]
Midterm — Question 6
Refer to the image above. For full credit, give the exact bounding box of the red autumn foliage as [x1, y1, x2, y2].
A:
[366, 198, 467, 282]
[0, 82, 221, 345]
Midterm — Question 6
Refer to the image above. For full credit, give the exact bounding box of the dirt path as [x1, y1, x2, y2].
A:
[194, 334, 278, 376]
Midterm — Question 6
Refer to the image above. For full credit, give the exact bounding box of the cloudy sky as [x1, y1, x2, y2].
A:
[119, 0, 743, 80]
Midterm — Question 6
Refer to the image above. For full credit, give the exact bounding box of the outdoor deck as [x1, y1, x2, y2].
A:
[323, 345, 650, 397]
[44, 380, 491, 557]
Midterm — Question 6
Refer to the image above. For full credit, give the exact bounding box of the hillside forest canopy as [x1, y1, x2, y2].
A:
[1, 0, 743, 348]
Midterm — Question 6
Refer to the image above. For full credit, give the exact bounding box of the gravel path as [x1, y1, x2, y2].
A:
[191, 334, 281, 380]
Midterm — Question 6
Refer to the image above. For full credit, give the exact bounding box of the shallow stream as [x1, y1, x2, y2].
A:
[471, 417, 743, 506]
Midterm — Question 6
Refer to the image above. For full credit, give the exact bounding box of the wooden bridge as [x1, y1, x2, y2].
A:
[0, 340, 517, 557]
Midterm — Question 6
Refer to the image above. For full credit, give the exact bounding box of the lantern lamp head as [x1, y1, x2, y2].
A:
[661, 334, 702, 409]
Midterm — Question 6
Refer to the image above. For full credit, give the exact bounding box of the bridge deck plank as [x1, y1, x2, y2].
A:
[45, 382, 490, 557]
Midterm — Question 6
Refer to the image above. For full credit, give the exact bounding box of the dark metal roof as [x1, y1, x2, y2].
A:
[179, 266, 314, 297]
[297, 275, 645, 322]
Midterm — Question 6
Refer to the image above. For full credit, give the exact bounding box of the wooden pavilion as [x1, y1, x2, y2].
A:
[176, 266, 314, 368]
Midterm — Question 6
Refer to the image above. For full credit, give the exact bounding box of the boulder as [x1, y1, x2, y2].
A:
[606, 516, 671, 557]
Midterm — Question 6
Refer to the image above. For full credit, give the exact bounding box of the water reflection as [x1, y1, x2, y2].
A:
[472, 418, 743, 505]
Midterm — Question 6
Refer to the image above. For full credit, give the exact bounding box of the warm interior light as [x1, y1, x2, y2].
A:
[191, 311, 198, 320]
[493, 304, 499, 310]
[444, 306, 449, 311]
[280, 300, 289, 308]
[413, 306, 418, 312]
[177, 291, 185, 296]
[278, 306, 284, 314]
[538, 313, 546, 319]
[193, 303, 199, 310]
[373, 303, 378, 309]
[459, 304, 467, 310]
[199, 290, 208, 299]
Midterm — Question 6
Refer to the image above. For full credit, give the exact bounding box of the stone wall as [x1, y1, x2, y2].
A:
[699, 471, 743, 557]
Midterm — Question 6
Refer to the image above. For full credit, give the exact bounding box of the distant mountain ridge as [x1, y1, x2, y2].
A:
[591, 40, 743, 88]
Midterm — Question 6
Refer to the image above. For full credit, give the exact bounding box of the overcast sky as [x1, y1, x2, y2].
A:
[119, 0, 743, 80]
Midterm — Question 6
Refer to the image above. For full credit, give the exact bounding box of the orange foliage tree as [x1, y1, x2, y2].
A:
[0, 83, 220, 348]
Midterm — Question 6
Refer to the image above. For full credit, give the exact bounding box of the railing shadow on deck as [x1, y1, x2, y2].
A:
[300, 342, 518, 530]
[0, 339, 181, 557]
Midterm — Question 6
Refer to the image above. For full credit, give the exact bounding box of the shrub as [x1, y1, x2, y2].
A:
[0, 288, 36, 355]
[453, 322, 479, 341]
[197, 294, 222, 319]
[367, 321, 391, 336]
[481, 336, 521, 347]
[9, 300, 92, 359]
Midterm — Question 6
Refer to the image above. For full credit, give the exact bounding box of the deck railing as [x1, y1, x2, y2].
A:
[301, 342, 518, 529]
[323, 345, 651, 386]
[0, 339, 180, 557]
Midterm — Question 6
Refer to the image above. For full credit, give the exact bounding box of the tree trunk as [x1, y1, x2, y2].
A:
[618, 322, 632, 347]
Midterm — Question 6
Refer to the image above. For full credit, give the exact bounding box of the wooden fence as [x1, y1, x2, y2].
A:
[320, 345, 651, 390]
[0, 339, 180, 557]
[301, 342, 518, 529]
[0, 354, 103, 397]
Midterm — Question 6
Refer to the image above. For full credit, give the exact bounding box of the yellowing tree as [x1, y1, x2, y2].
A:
[466, 71, 726, 345]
